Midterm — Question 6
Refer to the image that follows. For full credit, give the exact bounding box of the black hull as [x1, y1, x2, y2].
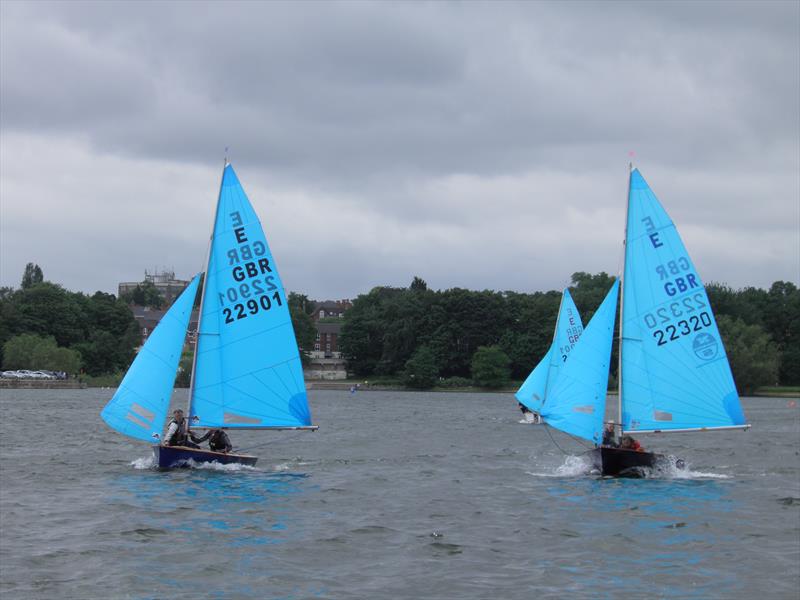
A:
[590, 446, 669, 477]
[153, 445, 258, 469]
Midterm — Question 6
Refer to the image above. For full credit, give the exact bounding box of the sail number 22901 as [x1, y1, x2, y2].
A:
[222, 290, 283, 324]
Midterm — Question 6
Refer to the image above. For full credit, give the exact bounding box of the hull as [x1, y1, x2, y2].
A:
[591, 446, 666, 477]
[153, 445, 258, 469]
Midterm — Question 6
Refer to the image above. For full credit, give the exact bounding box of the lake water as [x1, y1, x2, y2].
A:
[1, 389, 798, 599]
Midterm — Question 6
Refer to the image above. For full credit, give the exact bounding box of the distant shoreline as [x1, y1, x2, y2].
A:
[2, 378, 794, 398]
[306, 381, 799, 398]
[0, 379, 86, 390]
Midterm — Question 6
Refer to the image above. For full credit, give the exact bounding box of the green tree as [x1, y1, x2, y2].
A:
[20, 263, 44, 289]
[764, 281, 800, 385]
[717, 315, 780, 394]
[289, 292, 316, 365]
[14, 282, 85, 347]
[2, 334, 81, 373]
[74, 331, 124, 376]
[402, 345, 439, 389]
[471, 345, 511, 388]
[410, 276, 428, 292]
[121, 280, 164, 308]
[174, 352, 194, 388]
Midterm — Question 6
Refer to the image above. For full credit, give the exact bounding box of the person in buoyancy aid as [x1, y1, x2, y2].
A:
[620, 434, 644, 452]
[191, 428, 233, 453]
[163, 409, 200, 448]
[601, 421, 618, 447]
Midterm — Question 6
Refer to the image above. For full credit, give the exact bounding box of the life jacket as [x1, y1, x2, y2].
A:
[209, 429, 231, 452]
[167, 418, 189, 446]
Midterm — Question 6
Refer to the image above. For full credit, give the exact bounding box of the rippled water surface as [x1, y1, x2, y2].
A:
[1, 389, 798, 599]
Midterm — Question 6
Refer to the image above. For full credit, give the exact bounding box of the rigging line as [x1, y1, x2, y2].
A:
[544, 422, 594, 454]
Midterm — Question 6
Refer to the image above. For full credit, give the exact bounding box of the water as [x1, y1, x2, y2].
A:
[1, 389, 798, 599]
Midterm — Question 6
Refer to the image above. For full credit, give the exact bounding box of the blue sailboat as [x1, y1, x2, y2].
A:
[541, 167, 749, 477]
[515, 289, 583, 423]
[102, 162, 317, 468]
[590, 167, 749, 476]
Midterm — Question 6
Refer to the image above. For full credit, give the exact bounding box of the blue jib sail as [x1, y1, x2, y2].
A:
[515, 289, 583, 413]
[620, 169, 745, 432]
[190, 163, 312, 428]
[540, 280, 619, 444]
[101, 275, 201, 442]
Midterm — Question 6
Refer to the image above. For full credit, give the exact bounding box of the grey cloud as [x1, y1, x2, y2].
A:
[0, 1, 797, 297]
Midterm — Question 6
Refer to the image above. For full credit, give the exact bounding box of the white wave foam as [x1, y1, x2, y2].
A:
[130, 456, 155, 469]
[183, 459, 258, 472]
[526, 454, 595, 477]
[129, 456, 258, 472]
[663, 462, 730, 480]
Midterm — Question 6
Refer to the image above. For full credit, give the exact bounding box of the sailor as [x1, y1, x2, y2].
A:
[620, 434, 644, 452]
[602, 421, 618, 447]
[163, 409, 200, 448]
[191, 428, 233, 453]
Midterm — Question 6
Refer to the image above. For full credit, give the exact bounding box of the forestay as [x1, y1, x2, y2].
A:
[190, 164, 312, 428]
[515, 289, 583, 413]
[620, 169, 745, 433]
[101, 275, 201, 442]
[540, 281, 619, 444]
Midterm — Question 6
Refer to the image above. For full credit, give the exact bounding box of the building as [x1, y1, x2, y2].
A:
[308, 299, 352, 359]
[305, 299, 352, 380]
[130, 305, 199, 346]
[119, 269, 191, 306]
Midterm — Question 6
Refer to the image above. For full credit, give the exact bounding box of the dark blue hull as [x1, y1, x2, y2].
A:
[153, 445, 258, 469]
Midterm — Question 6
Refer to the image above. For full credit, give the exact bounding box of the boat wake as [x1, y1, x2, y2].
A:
[527, 454, 730, 480]
[131, 456, 155, 469]
[526, 454, 596, 477]
[129, 456, 257, 472]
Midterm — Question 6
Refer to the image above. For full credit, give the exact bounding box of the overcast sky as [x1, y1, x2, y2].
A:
[1, 1, 798, 300]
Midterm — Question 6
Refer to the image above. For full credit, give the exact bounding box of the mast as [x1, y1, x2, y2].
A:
[186, 159, 229, 428]
[617, 163, 633, 429]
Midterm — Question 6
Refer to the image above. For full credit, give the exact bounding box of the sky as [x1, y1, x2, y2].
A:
[1, 0, 798, 300]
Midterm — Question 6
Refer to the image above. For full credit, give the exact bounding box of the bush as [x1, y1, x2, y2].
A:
[2, 333, 81, 374]
[471, 345, 511, 388]
[717, 315, 780, 395]
[402, 345, 439, 389]
[436, 376, 474, 388]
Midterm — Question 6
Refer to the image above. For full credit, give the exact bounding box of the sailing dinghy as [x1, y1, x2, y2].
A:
[541, 168, 749, 477]
[515, 289, 583, 423]
[102, 162, 317, 469]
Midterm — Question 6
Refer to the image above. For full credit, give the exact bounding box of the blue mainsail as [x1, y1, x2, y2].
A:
[540, 280, 619, 444]
[620, 169, 745, 432]
[101, 275, 201, 442]
[515, 289, 583, 413]
[190, 164, 312, 428]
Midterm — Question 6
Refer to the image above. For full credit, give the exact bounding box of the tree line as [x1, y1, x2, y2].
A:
[339, 274, 799, 394]
[1, 264, 140, 376]
[0, 264, 319, 380]
[2, 262, 796, 394]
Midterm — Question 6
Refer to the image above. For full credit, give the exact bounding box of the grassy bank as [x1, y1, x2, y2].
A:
[753, 386, 800, 397]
